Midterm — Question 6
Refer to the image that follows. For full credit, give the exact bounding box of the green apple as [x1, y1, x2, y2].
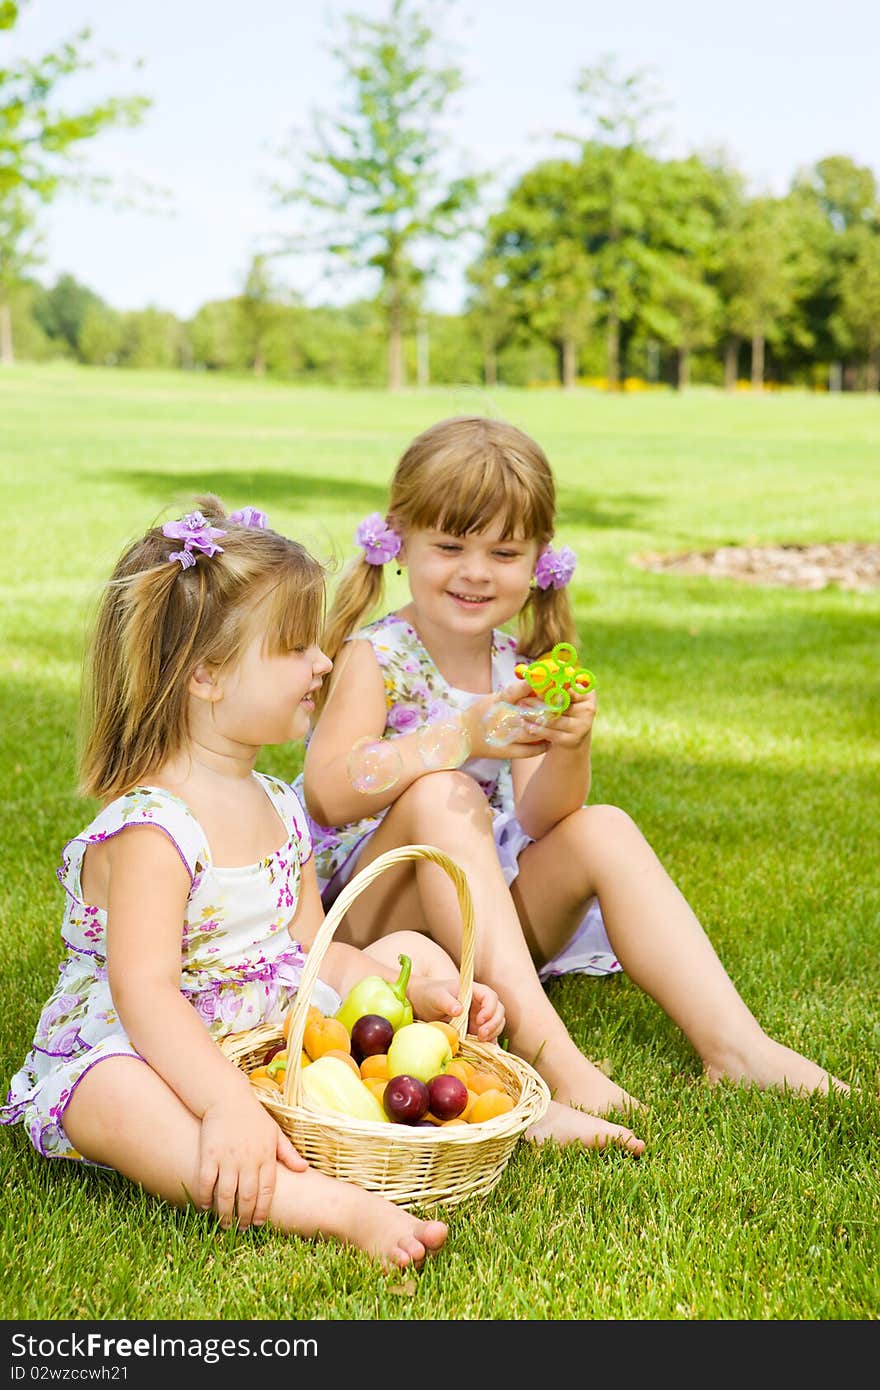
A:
[386, 1021, 453, 1084]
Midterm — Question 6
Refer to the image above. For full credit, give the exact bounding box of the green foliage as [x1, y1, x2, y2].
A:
[0, 3, 149, 358]
[31, 273, 105, 353]
[276, 0, 478, 388]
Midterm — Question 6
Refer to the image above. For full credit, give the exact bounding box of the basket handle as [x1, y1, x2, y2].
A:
[282, 843, 476, 1107]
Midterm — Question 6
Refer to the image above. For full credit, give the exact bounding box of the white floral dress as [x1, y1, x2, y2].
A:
[1, 774, 339, 1162]
[294, 612, 621, 981]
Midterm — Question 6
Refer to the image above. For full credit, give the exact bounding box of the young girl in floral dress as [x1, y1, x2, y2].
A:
[297, 415, 849, 1155]
[1, 498, 504, 1270]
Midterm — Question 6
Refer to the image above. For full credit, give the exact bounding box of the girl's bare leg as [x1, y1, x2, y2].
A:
[512, 804, 848, 1097]
[338, 772, 645, 1153]
[63, 1057, 448, 1269]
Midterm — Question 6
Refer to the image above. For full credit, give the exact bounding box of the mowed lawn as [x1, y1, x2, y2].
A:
[0, 362, 878, 1321]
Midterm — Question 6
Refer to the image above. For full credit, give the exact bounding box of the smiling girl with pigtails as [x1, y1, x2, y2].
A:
[297, 415, 849, 1154]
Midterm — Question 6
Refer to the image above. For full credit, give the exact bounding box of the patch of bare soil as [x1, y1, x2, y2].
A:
[634, 542, 880, 592]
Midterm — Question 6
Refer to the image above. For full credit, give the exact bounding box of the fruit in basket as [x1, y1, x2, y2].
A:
[383, 1074, 430, 1124]
[363, 1076, 388, 1104]
[444, 1057, 475, 1085]
[303, 1015, 351, 1062]
[387, 1021, 452, 1084]
[283, 1003, 322, 1042]
[468, 1089, 514, 1124]
[427, 1072, 468, 1121]
[262, 1041, 286, 1066]
[248, 1065, 281, 1089]
[266, 1048, 288, 1079]
[467, 1068, 502, 1095]
[322, 1048, 361, 1076]
[427, 1020, 460, 1056]
[301, 1054, 389, 1123]
[359, 1052, 390, 1081]
[350, 1013, 394, 1063]
[334, 954, 414, 1034]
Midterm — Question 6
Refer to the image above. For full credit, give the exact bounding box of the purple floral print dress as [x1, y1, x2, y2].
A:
[294, 612, 621, 982]
[1, 774, 340, 1162]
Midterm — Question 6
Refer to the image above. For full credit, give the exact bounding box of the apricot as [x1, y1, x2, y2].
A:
[248, 1065, 281, 1089]
[460, 1088, 479, 1121]
[359, 1053, 390, 1081]
[468, 1089, 514, 1124]
[303, 1015, 351, 1061]
[444, 1057, 475, 1085]
[428, 1020, 460, 1056]
[283, 1003, 323, 1042]
[467, 1069, 501, 1095]
[363, 1077, 388, 1104]
[321, 1048, 360, 1076]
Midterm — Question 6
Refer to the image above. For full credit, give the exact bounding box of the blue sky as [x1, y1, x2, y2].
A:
[9, 0, 880, 317]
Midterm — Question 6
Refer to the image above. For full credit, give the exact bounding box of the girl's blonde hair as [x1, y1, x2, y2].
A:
[80, 495, 325, 802]
[321, 416, 575, 682]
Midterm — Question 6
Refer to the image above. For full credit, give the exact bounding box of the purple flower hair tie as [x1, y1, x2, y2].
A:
[534, 543, 577, 590]
[355, 512, 401, 566]
[162, 510, 227, 569]
[229, 506, 269, 529]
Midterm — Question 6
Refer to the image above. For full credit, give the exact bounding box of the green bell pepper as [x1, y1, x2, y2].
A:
[334, 953, 414, 1034]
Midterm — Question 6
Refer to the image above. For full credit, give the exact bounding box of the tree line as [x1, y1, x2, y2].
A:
[2, 0, 879, 391]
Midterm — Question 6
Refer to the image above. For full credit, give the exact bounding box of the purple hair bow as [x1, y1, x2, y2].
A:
[162, 511, 227, 569]
[229, 506, 269, 529]
[534, 544, 577, 590]
[355, 512, 401, 565]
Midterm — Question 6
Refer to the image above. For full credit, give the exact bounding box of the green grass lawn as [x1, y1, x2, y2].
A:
[1, 363, 878, 1321]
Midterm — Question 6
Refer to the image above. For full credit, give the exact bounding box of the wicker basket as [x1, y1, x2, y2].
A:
[221, 843, 550, 1210]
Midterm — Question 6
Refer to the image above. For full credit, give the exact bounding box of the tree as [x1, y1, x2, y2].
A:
[237, 254, 280, 376]
[274, 0, 478, 390]
[482, 160, 599, 388]
[465, 251, 516, 386]
[0, 1, 149, 361]
[637, 156, 737, 388]
[563, 55, 669, 387]
[0, 191, 39, 361]
[791, 156, 880, 386]
[33, 272, 104, 355]
[717, 195, 819, 389]
[833, 226, 880, 389]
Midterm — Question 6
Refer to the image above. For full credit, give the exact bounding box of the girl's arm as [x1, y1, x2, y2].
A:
[303, 641, 545, 828]
[104, 826, 305, 1228]
[510, 687, 597, 840]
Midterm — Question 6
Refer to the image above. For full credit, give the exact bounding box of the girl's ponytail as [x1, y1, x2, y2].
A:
[317, 556, 386, 711]
[517, 583, 577, 660]
[80, 560, 186, 801]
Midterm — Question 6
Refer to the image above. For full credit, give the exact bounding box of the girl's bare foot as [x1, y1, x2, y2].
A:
[335, 1189, 448, 1271]
[526, 1098, 645, 1155]
[704, 1037, 850, 1096]
[272, 1167, 447, 1271]
[547, 1061, 642, 1118]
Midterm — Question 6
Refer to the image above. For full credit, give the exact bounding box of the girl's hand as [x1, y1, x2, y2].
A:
[197, 1089, 307, 1230]
[466, 981, 506, 1042]
[463, 680, 552, 761]
[529, 683, 596, 752]
[409, 974, 505, 1042]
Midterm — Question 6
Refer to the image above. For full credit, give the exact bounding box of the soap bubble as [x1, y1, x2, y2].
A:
[483, 701, 556, 748]
[417, 715, 471, 771]
[482, 702, 529, 748]
[347, 736, 403, 794]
